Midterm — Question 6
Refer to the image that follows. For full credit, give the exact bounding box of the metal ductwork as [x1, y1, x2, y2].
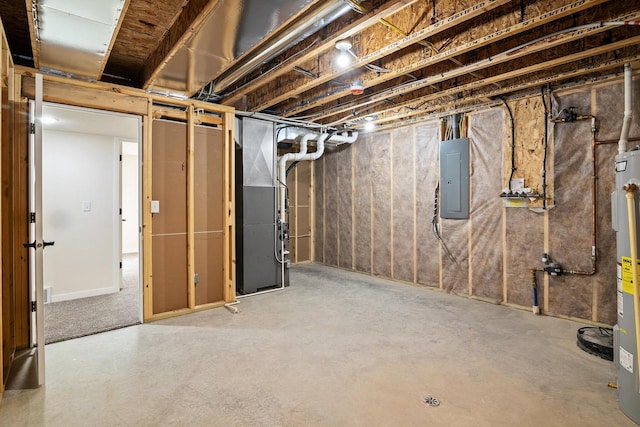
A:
[152, 0, 352, 97]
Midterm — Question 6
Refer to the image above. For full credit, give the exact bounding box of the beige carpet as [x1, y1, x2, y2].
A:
[44, 253, 141, 344]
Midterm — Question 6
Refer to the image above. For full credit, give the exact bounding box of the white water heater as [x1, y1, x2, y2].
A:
[613, 148, 640, 425]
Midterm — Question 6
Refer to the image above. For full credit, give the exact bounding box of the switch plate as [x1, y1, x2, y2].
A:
[82, 200, 91, 212]
[151, 200, 160, 214]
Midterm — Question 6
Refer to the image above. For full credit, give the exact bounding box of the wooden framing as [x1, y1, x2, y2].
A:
[187, 106, 196, 309]
[142, 0, 221, 89]
[327, 18, 640, 126]
[250, 0, 511, 113]
[0, 16, 17, 397]
[97, 0, 132, 80]
[297, 0, 612, 120]
[14, 68, 236, 325]
[222, 0, 419, 106]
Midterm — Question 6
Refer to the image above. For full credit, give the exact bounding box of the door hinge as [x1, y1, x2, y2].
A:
[30, 123, 35, 134]
[119, 208, 122, 215]
[31, 301, 36, 312]
[119, 154, 122, 161]
[30, 212, 36, 223]
[119, 262, 122, 269]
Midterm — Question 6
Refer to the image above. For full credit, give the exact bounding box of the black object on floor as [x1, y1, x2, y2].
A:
[577, 327, 613, 361]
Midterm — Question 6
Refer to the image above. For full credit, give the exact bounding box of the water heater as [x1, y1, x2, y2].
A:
[613, 148, 640, 425]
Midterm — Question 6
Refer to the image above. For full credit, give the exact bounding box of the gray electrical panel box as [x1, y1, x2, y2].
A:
[440, 138, 470, 219]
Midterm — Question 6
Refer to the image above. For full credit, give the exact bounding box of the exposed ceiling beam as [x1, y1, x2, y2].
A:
[372, 53, 640, 129]
[221, 0, 419, 106]
[248, 0, 512, 113]
[142, 0, 220, 90]
[316, 11, 640, 125]
[286, 0, 611, 119]
[352, 36, 640, 127]
[24, 0, 38, 68]
[97, 0, 131, 80]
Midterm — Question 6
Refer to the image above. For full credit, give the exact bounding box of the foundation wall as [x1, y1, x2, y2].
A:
[314, 74, 640, 324]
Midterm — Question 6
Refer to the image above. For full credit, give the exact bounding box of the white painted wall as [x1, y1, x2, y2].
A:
[121, 141, 139, 254]
[43, 129, 119, 301]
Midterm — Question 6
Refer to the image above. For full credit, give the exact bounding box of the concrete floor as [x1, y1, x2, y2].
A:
[0, 264, 635, 426]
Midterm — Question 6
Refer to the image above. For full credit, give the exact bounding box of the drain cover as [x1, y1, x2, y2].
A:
[424, 396, 440, 407]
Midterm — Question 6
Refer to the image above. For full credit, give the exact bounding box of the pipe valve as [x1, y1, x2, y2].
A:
[540, 253, 563, 276]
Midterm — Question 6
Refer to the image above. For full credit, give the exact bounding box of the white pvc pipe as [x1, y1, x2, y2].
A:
[619, 63, 633, 154]
[278, 133, 316, 221]
[243, 131, 360, 299]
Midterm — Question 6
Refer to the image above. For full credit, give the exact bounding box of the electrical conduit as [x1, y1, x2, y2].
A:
[625, 184, 640, 385]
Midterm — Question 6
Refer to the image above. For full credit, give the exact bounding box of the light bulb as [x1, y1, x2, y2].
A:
[336, 51, 351, 69]
[364, 121, 375, 132]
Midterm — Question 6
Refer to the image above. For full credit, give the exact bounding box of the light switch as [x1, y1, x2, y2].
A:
[151, 200, 160, 214]
[82, 200, 91, 212]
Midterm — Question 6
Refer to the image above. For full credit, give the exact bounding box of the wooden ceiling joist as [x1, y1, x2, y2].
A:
[248, 0, 512, 113]
[375, 54, 640, 131]
[285, 0, 612, 119]
[24, 0, 38, 68]
[348, 36, 640, 127]
[98, 0, 132, 80]
[372, 53, 640, 128]
[315, 11, 640, 125]
[141, 0, 220, 89]
[221, 0, 419, 106]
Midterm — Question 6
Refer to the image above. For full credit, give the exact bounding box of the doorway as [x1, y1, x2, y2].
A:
[35, 103, 142, 344]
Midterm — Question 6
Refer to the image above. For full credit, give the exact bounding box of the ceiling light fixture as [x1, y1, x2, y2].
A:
[364, 114, 377, 132]
[40, 116, 58, 125]
[335, 39, 352, 69]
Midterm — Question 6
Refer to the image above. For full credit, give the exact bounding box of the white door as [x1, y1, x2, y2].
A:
[121, 141, 139, 255]
[27, 74, 47, 386]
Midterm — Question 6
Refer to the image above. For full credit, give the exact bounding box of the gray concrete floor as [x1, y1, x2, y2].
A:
[0, 264, 634, 426]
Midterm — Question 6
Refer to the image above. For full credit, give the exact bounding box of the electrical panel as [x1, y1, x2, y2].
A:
[440, 138, 470, 219]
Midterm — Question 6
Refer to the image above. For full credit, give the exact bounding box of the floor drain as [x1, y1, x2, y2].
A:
[424, 396, 440, 407]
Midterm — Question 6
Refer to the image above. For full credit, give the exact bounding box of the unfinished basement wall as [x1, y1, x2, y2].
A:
[314, 73, 640, 325]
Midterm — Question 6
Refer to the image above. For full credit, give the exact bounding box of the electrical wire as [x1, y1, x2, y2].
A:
[301, 19, 637, 126]
[432, 181, 456, 263]
[501, 97, 516, 191]
[540, 86, 549, 209]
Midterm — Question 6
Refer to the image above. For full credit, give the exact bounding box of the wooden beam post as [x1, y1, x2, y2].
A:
[222, 111, 236, 303]
[142, 100, 154, 320]
[187, 106, 196, 309]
